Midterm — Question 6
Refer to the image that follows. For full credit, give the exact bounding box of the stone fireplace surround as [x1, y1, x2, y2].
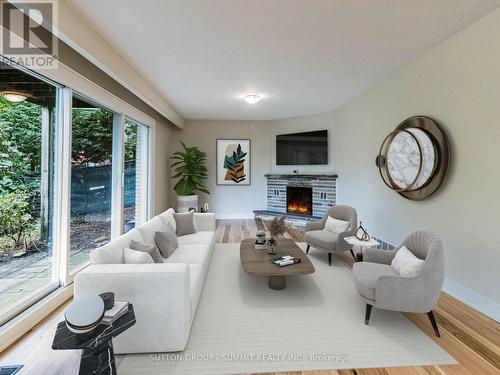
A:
[254, 174, 337, 225]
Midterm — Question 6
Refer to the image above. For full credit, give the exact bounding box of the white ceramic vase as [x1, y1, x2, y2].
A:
[177, 194, 198, 212]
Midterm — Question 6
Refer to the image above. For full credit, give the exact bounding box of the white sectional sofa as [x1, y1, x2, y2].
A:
[74, 209, 216, 354]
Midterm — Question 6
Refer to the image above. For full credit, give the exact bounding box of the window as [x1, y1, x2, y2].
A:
[123, 118, 150, 233]
[0, 66, 59, 324]
[69, 96, 115, 273]
[0, 61, 153, 325]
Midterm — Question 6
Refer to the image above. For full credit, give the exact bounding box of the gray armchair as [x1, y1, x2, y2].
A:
[304, 205, 357, 266]
[352, 231, 444, 337]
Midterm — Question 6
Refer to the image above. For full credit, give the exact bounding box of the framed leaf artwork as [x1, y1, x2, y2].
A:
[216, 139, 251, 185]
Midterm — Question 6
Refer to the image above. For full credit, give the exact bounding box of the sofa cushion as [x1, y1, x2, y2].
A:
[177, 231, 215, 246]
[188, 264, 204, 320]
[353, 262, 398, 301]
[130, 240, 163, 263]
[164, 244, 211, 265]
[158, 208, 177, 232]
[174, 211, 196, 236]
[155, 224, 178, 258]
[136, 216, 166, 245]
[123, 248, 154, 264]
[305, 230, 339, 250]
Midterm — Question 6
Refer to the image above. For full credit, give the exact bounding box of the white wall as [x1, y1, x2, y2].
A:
[171, 120, 272, 218]
[153, 121, 174, 215]
[272, 111, 336, 174]
[334, 7, 500, 318]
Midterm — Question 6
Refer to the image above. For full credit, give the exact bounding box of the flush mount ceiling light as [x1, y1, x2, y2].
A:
[1, 91, 28, 103]
[243, 94, 262, 104]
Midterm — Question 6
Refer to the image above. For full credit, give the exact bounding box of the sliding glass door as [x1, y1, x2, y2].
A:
[0, 66, 59, 324]
[123, 118, 150, 233]
[0, 61, 153, 325]
[69, 96, 114, 273]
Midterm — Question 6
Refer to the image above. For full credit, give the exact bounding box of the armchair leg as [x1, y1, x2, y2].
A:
[427, 311, 440, 337]
[350, 248, 356, 260]
[306, 244, 310, 254]
[365, 304, 373, 325]
[328, 252, 332, 266]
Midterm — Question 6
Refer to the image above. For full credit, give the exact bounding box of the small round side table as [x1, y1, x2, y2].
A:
[344, 236, 380, 262]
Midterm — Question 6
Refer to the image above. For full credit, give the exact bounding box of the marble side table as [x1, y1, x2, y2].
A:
[52, 304, 135, 375]
[344, 236, 380, 262]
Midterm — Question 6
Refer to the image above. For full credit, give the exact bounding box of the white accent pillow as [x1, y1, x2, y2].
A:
[391, 246, 425, 277]
[324, 216, 350, 234]
[90, 244, 124, 264]
[123, 248, 154, 264]
[159, 208, 177, 232]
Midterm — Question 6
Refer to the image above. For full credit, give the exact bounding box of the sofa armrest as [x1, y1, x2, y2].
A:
[75, 263, 191, 353]
[194, 213, 216, 231]
[363, 249, 397, 265]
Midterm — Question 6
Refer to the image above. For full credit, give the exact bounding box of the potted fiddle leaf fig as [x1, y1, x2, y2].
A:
[170, 141, 209, 212]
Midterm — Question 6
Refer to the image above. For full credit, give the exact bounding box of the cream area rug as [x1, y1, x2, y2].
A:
[118, 243, 456, 374]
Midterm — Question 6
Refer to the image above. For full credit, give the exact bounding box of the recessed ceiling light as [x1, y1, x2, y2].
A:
[1, 91, 28, 103]
[243, 94, 262, 104]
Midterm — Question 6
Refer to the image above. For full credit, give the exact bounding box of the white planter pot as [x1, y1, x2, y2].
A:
[177, 195, 198, 213]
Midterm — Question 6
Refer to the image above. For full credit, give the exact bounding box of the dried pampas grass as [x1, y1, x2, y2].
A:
[268, 216, 287, 238]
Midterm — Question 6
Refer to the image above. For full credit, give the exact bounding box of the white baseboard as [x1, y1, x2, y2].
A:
[443, 278, 500, 322]
[215, 213, 255, 219]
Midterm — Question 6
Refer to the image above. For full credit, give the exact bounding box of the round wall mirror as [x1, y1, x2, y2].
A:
[375, 116, 450, 200]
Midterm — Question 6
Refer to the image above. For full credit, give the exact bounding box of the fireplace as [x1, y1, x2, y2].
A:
[286, 186, 313, 215]
[256, 174, 337, 225]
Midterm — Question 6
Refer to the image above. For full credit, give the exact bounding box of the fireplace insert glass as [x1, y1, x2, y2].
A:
[286, 186, 313, 215]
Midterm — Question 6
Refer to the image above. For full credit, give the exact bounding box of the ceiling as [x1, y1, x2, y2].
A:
[65, 0, 500, 121]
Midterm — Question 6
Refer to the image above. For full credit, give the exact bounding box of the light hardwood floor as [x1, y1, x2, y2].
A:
[1, 219, 499, 375]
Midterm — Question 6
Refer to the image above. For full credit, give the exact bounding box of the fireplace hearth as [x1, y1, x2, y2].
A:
[286, 186, 312, 215]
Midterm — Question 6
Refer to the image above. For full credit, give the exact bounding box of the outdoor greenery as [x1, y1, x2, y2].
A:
[71, 108, 113, 165]
[170, 141, 209, 196]
[71, 110, 137, 164]
[0, 98, 42, 254]
[0, 192, 33, 250]
[0, 97, 41, 193]
[0, 97, 126, 255]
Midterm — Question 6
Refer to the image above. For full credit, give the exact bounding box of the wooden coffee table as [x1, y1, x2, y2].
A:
[240, 238, 315, 290]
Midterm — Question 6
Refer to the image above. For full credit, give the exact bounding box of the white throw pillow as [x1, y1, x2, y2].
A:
[90, 244, 124, 264]
[324, 216, 350, 234]
[123, 248, 154, 264]
[391, 246, 425, 277]
[159, 208, 177, 232]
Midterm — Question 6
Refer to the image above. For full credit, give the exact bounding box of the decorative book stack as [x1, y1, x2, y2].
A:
[254, 240, 270, 250]
[270, 255, 301, 267]
[101, 301, 129, 325]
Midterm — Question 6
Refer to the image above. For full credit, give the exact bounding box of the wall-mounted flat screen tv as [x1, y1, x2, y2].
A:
[276, 130, 328, 165]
